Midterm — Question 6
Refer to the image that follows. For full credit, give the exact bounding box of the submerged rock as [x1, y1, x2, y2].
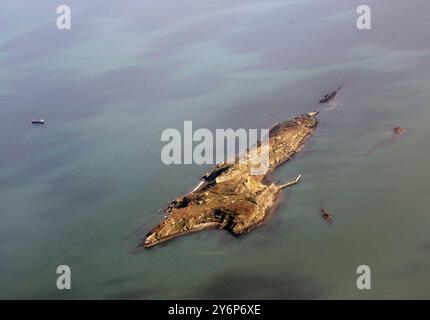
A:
[141, 112, 319, 248]
[320, 208, 333, 221]
[319, 87, 341, 104]
[393, 127, 405, 135]
[367, 126, 407, 155]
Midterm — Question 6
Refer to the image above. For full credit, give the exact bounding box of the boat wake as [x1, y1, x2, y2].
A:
[324, 101, 339, 111]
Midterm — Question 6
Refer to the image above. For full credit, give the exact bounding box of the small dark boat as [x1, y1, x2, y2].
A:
[319, 87, 341, 104]
[31, 119, 45, 124]
[320, 208, 332, 221]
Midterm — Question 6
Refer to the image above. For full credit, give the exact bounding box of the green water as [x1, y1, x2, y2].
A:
[1, 0, 430, 299]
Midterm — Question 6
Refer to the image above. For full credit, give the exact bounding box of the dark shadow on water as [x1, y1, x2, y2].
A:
[103, 275, 139, 287]
[41, 170, 117, 203]
[104, 287, 161, 300]
[194, 272, 325, 300]
[0, 137, 94, 189]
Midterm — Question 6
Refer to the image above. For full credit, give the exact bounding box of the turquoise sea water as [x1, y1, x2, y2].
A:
[1, 0, 430, 299]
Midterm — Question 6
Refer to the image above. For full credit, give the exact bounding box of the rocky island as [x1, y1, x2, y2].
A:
[141, 112, 319, 248]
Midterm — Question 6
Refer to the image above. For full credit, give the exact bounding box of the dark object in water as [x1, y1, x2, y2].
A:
[31, 119, 45, 124]
[319, 87, 341, 104]
[320, 208, 332, 221]
[367, 126, 406, 155]
[393, 127, 405, 135]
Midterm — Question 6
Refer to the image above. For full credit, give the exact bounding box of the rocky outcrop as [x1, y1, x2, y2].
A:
[393, 127, 405, 135]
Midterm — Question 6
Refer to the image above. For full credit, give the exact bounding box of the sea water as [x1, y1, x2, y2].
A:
[1, 0, 430, 299]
